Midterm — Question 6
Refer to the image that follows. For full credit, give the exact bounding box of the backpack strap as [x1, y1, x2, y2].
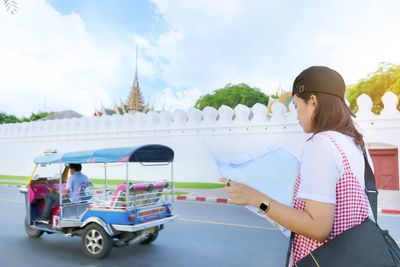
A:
[286, 232, 294, 267]
[362, 149, 379, 223]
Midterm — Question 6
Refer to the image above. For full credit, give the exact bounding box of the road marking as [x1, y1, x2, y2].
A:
[178, 217, 277, 231]
[0, 198, 24, 203]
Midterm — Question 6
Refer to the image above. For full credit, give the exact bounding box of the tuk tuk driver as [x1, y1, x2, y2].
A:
[36, 163, 89, 224]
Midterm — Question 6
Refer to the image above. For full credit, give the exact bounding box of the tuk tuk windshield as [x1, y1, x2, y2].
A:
[32, 164, 63, 181]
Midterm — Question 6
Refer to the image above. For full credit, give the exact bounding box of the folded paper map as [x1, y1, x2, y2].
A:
[207, 144, 300, 237]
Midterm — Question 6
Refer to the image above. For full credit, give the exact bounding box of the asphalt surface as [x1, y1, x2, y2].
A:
[0, 187, 398, 267]
[0, 186, 288, 266]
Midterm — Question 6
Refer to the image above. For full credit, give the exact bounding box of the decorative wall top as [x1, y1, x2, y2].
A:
[0, 91, 399, 139]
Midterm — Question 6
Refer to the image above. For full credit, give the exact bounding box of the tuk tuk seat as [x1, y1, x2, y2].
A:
[109, 181, 169, 208]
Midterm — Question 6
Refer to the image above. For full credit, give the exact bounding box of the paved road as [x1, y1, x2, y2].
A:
[0, 187, 398, 267]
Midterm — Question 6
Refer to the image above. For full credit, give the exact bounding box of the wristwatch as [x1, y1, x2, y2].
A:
[259, 197, 272, 213]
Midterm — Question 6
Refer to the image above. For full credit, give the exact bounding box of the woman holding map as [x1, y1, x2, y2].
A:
[220, 66, 373, 266]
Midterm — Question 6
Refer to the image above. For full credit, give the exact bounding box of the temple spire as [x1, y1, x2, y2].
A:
[93, 46, 152, 117]
[126, 45, 145, 113]
[134, 45, 138, 88]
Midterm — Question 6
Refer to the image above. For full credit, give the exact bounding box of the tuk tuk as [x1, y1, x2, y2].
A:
[19, 145, 177, 259]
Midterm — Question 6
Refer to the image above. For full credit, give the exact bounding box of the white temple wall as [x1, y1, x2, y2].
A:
[0, 92, 399, 184]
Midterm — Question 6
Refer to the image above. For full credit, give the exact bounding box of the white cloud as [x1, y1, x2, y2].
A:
[2, 0, 400, 117]
[136, 58, 157, 79]
[0, 0, 119, 117]
[153, 87, 202, 111]
[142, 0, 400, 97]
[128, 33, 153, 50]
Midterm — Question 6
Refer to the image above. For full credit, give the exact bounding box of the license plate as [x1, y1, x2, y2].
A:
[138, 207, 165, 218]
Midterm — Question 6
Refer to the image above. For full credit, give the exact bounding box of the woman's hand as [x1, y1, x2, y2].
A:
[219, 178, 335, 242]
[219, 178, 265, 207]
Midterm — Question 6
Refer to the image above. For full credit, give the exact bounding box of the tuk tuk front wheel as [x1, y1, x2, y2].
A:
[82, 223, 113, 259]
[25, 216, 43, 238]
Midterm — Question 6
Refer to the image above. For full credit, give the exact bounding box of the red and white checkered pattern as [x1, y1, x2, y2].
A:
[290, 133, 370, 266]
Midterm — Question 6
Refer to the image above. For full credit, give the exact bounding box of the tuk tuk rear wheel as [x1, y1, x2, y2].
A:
[25, 216, 43, 238]
[140, 228, 159, 245]
[82, 223, 113, 259]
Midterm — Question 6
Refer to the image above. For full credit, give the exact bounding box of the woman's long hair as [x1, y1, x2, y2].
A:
[295, 92, 365, 150]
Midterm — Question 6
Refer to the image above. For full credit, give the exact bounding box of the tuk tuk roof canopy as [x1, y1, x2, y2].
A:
[34, 145, 174, 165]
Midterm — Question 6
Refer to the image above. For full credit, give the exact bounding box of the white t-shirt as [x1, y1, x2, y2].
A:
[296, 130, 374, 204]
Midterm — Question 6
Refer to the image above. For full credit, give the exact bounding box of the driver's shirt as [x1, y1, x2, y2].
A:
[66, 171, 89, 202]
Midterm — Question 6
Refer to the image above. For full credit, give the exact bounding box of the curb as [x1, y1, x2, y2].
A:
[174, 195, 230, 204]
[94, 189, 231, 204]
[95, 190, 231, 204]
[381, 209, 400, 215]
[1, 184, 22, 188]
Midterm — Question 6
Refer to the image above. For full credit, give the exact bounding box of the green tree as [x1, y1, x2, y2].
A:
[195, 83, 269, 110]
[346, 62, 400, 114]
[0, 111, 53, 124]
[0, 112, 20, 124]
[21, 112, 53, 122]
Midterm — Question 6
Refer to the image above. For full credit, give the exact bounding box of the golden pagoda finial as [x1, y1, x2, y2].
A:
[126, 45, 145, 112]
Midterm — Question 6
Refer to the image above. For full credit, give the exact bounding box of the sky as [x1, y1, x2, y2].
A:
[1, 0, 400, 117]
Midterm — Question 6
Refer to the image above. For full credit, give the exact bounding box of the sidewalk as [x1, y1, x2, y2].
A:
[1, 181, 399, 214]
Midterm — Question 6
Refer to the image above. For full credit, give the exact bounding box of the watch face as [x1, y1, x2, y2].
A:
[260, 202, 268, 211]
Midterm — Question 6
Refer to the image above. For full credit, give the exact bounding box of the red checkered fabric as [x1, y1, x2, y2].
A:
[289, 132, 370, 266]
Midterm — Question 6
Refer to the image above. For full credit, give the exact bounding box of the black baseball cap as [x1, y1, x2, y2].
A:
[292, 66, 356, 117]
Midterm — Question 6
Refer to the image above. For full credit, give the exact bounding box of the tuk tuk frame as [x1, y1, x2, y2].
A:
[20, 144, 177, 259]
